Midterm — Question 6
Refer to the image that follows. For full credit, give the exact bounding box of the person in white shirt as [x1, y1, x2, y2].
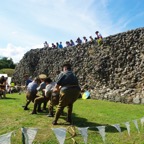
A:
[31, 77, 55, 114]
[23, 77, 40, 110]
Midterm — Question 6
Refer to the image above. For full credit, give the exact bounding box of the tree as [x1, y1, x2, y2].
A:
[0, 57, 16, 69]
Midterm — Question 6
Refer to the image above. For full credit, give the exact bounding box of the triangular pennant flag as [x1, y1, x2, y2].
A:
[77, 127, 89, 144]
[112, 124, 121, 133]
[133, 120, 140, 133]
[21, 127, 38, 144]
[52, 128, 66, 144]
[96, 126, 106, 143]
[0, 132, 13, 144]
[124, 122, 130, 136]
[140, 117, 144, 127]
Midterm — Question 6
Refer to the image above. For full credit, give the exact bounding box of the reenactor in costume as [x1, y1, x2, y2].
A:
[24, 74, 32, 88]
[31, 77, 56, 114]
[23, 77, 40, 110]
[52, 63, 81, 125]
[36, 74, 47, 111]
[47, 92, 59, 117]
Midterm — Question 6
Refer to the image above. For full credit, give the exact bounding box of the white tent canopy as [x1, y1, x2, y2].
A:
[0, 74, 8, 77]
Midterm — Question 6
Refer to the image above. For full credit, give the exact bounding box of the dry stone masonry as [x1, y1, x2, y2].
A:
[13, 27, 144, 104]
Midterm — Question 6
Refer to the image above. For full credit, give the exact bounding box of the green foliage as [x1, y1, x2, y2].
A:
[0, 57, 16, 69]
[0, 93, 144, 144]
[0, 68, 15, 77]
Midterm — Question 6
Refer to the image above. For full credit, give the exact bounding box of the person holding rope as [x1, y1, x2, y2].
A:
[31, 77, 56, 114]
[52, 63, 81, 125]
[23, 77, 40, 110]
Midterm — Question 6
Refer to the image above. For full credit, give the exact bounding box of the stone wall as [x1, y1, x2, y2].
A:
[13, 27, 144, 104]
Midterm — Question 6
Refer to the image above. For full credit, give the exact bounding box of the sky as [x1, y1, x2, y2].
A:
[0, 0, 144, 63]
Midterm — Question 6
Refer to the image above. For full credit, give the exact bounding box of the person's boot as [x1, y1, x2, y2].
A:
[24, 101, 31, 110]
[37, 104, 43, 112]
[52, 120, 58, 125]
[66, 116, 72, 124]
[43, 102, 47, 110]
[31, 110, 37, 114]
[37, 109, 43, 112]
[24, 107, 29, 110]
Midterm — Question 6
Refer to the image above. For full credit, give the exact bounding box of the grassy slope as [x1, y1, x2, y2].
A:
[0, 68, 15, 77]
[0, 93, 144, 144]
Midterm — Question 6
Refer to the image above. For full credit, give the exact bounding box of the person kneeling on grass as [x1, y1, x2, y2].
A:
[31, 77, 56, 114]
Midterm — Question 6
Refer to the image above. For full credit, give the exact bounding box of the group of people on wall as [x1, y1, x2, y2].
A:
[43, 31, 103, 49]
[23, 63, 81, 125]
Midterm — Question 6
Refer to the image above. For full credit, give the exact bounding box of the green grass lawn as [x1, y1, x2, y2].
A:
[0, 93, 144, 144]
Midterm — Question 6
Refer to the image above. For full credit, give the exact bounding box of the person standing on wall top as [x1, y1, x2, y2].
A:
[70, 40, 75, 46]
[89, 36, 94, 42]
[56, 42, 59, 48]
[76, 37, 82, 45]
[83, 36, 88, 43]
[52, 43, 56, 48]
[44, 41, 49, 48]
[59, 42, 63, 48]
[52, 63, 81, 125]
[95, 31, 103, 45]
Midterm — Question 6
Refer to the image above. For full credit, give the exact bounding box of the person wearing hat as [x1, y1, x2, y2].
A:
[52, 63, 81, 125]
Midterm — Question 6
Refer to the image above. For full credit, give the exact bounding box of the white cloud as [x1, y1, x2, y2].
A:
[0, 44, 31, 63]
[0, 0, 143, 63]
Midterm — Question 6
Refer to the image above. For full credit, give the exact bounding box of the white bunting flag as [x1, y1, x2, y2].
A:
[77, 127, 89, 144]
[124, 122, 130, 136]
[21, 127, 38, 144]
[112, 124, 121, 133]
[140, 117, 144, 127]
[133, 120, 140, 133]
[0, 132, 13, 144]
[96, 126, 106, 143]
[52, 128, 66, 144]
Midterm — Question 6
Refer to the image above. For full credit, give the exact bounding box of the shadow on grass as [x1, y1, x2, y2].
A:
[60, 113, 127, 133]
[0, 97, 17, 100]
[28, 109, 127, 133]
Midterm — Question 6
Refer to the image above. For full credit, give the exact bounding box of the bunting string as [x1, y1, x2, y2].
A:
[1, 116, 144, 144]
